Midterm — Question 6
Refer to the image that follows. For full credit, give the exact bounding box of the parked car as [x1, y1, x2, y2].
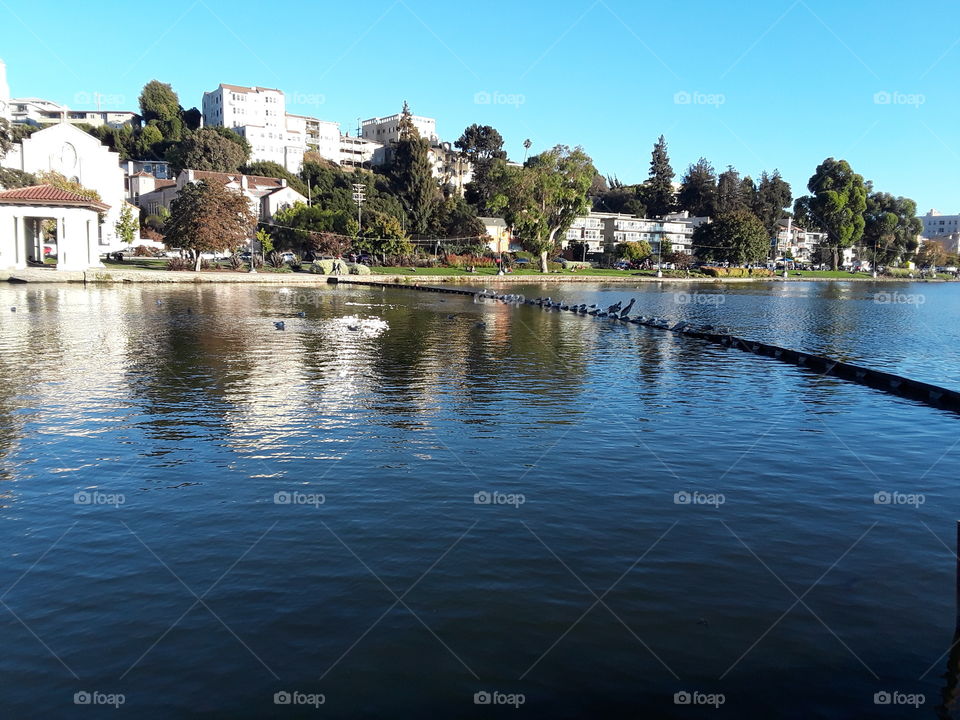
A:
[43, 244, 56, 257]
[280, 252, 297, 263]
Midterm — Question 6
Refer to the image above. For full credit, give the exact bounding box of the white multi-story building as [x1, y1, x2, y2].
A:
[774, 218, 828, 264]
[339, 133, 384, 169]
[361, 111, 438, 145]
[202, 84, 314, 173]
[295, 115, 340, 162]
[920, 209, 960, 240]
[8, 97, 138, 128]
[563, 212, 706, 257]
[565, 213, 606, 253]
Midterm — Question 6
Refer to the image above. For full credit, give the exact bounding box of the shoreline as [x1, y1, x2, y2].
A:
[1, 267, 954, 285]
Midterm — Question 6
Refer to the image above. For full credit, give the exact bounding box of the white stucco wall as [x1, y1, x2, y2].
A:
[0, 204, 103, 271]
[0, 123, 134, 253]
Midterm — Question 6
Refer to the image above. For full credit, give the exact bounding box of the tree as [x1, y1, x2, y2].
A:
[752, 170, 792, 239]
[693, 210, 769, 265]
[139, 80, 184, 141]
[916, 239, 946, 269]
[114, 203, 138, 244]
[805, 158, 867, 270]
[356, 211, 411, 258]
[490, 145, 595, 272]
[616, 240, 652, 262]
[165, 180, 257, 270]
[863, 190, 922, 265]
[388, 102, 438, 235]
[792, 195, 820, 231]
[0, 168, 37, 189]
[593, 183, 646, 216]
[641, 135, 675, 217]
[456, 124, 506, 214]
[716, 166, 747, 214]
[35, 171, 102, 205]
[429, 195, 485, 239]
[166, 127, 249, 172]
[677, 157, 717, 217]
[182, 107, 202, 131]
[134, 124, 164, 160]
[272, 202, 357, 255]
[208, 125, 252, 158]
[255, 228, 274, 255]
[0, 118, 13, 159]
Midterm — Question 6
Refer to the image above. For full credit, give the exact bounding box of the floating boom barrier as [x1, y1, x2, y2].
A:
[329, 278, 960, 414]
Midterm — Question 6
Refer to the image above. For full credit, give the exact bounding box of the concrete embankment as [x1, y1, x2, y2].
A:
[2, 267, 953, 285]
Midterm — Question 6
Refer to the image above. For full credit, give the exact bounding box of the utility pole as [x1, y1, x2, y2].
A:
[352, 182, 366, 236]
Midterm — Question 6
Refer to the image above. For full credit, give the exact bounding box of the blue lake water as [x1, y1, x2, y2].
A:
[0, 280, 957, 718]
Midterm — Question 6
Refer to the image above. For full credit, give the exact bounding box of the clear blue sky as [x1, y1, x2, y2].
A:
[3, 0, 958, 212]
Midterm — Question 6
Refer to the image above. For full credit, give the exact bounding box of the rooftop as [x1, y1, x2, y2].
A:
[0, 184, 109, 211]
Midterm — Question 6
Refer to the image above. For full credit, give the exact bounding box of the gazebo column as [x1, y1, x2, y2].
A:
[57, 216, 66, 270]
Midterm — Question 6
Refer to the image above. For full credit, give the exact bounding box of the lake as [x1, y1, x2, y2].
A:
[0, 280, 956, 718]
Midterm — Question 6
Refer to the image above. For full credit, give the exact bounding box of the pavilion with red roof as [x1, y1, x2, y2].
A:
[0, 184, 110, 271]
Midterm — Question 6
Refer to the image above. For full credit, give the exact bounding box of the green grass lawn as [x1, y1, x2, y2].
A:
[102, 258, 168, 270]
[788, 269, 954, 280]
[368, 266, 655, 277]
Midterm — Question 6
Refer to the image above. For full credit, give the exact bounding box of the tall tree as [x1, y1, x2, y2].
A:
[863, 190, 922, 265]
[138, 80, 184, 142]
[677, 157, 717, 217]
[693, 210, 769, 265]
[641, 135, 675, 217]
[752, 170, 792, 239]
[490, 145, 595, 272]
[166, 127, 250, 173]
[716, 166, 747, 214]
[165, 180, 257, 270]
[455, 124, 506, 214]
[805, 158, 867, 270]
[389, 102, 438, 235]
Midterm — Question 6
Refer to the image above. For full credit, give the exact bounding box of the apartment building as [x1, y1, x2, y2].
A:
[339, 133, 384, 169]
[202, 84, 313, 173]
[920, 209, 960, 240]
[773, 219, 829, 263]
[361, 112, 438, 145]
